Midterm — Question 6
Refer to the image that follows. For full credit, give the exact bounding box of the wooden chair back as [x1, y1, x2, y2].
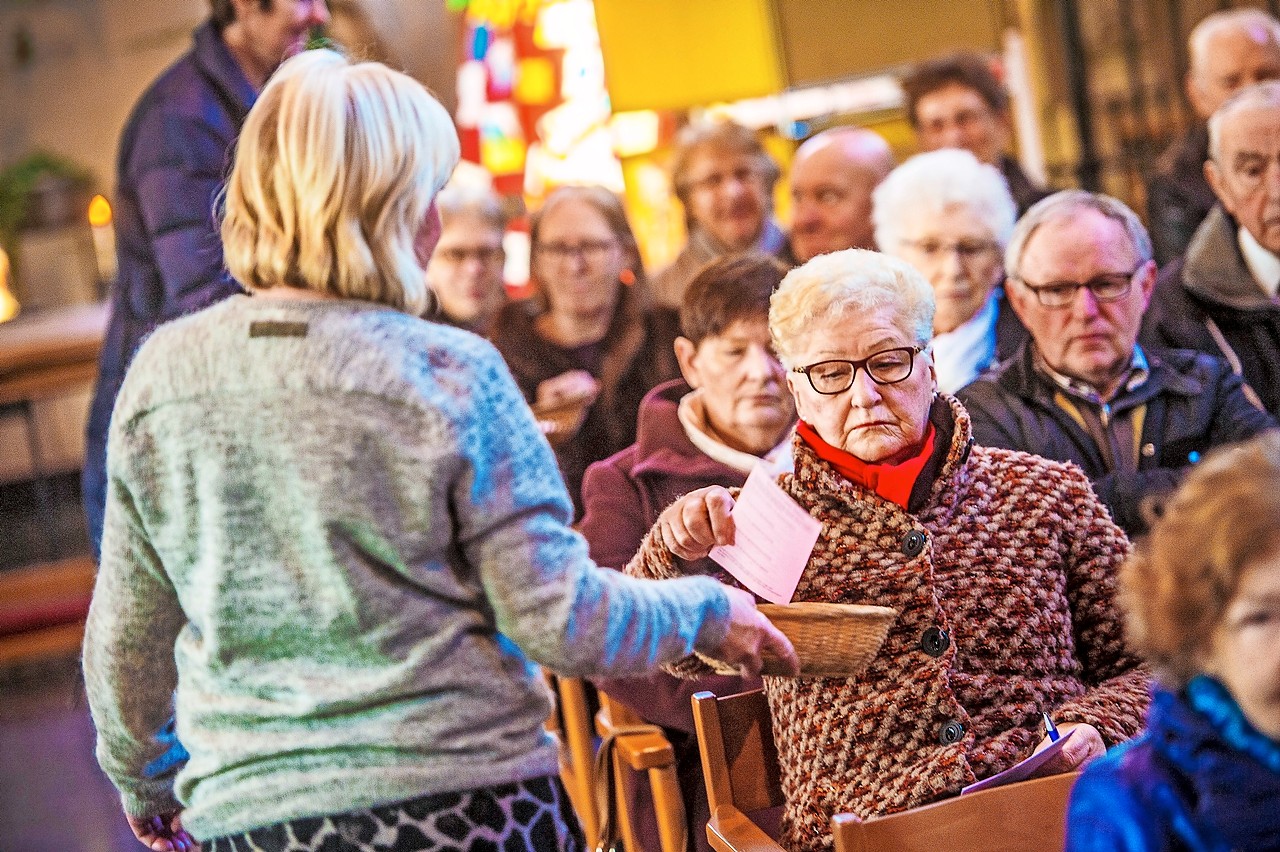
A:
[594, 691, 688, 852]
[691, 688, 785, 851]
[543, 672, 600, 848]
[832, 770, 1081, 852]
[692, 685, 1079, 852]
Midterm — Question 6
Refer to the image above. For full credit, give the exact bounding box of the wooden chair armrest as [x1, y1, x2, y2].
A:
[611, 729, 676, 772]
[707, 808, 786, 852]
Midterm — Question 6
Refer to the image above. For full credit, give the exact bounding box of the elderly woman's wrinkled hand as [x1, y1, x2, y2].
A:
[658, 486, 736, 561]
[714, 585, 800, 676]
[1029, 721, 1106, 777]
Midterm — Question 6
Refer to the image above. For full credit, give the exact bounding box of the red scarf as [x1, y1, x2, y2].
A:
[796, 420, 936, 509]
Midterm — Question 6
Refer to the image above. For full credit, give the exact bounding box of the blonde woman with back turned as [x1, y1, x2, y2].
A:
[82, 50, 795, 852]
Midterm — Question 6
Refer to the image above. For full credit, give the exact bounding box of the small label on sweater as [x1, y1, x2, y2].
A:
[709, 465, 820, 604]
[249, 320, 309, 338]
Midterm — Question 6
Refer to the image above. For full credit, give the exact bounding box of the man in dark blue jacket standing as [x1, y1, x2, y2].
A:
[84, 0, 329, 552]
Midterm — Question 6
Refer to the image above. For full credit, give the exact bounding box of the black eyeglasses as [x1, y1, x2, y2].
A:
[437, 246, 505, 265]
[792, 346, 924, 395]
[903, 238, 999, 263]
[1014, 267, 1140, 308]
[535, 239, 618, 264]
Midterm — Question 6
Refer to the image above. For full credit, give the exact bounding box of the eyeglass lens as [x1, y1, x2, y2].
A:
[907, 239, 997, 261]
[439, 246, 504, 265]
[537, 240, 616, 262]
[801, 347, 918, 394]
[1024, 272, 1133, 307]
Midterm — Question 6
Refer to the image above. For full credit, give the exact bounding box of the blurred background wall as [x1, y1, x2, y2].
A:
[0, 0, 458, 195]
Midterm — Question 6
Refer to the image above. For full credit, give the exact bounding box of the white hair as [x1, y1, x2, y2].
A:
[437, 185, 508, 232]
[1208, 79, 1280, 162]
[872, 149, 1018, 254]
[1189, 8, 1280, 76]
[1004, 190, 1152, 280]
[769, 249, 935, 368]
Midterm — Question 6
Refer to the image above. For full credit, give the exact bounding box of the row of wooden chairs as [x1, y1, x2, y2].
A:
[692, 688, 1079, 852]
[544, 673, 689, 852]
[544, 674, 1078, 852]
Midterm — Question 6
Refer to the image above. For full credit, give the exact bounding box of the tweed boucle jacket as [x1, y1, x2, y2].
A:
[626, 395, 1149, 851]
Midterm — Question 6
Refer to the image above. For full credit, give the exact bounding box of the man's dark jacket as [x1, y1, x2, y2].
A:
[83, 22, 255, 551]
[1000, 156, 1052, 216]
[1146, 124, 1216, 266]
[957, 342, 1275, 535]
[1142, 204, 1280, 415]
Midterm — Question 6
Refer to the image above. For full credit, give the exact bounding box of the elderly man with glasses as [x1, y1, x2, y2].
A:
[1145, 81, 1280, 417]
[958, 191, 1275, 535]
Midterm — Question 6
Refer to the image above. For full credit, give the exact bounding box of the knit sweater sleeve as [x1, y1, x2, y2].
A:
[83, 447, 189, 819]
[1051, 465, 1151, 746]
[620, 516, 730, 679]
[450, 348, 732, 677]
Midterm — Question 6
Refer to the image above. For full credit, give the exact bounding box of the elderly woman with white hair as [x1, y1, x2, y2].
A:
[81, 50, 796, 852]
[425, 184, 508, 336]
[625, 249, 1149, 851]
[873, 148, 1025, 392]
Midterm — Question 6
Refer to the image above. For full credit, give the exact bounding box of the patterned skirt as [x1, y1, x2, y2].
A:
[204, 776, 586, 852]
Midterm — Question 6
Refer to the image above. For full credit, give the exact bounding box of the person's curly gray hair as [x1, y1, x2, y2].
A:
[769, 249, 935, 369]
[872, 149, 1017, 255]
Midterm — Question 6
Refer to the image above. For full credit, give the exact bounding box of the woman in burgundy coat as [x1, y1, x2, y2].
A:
[579, 253, 796, 852]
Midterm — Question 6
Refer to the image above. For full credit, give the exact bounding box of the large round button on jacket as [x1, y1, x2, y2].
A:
[938, 719, 965, 745]
[901, 529, 926, 557]
[920, 626, 950, 657]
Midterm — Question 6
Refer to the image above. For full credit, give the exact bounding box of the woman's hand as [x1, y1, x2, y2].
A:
[1028, 721, 1106, 777]
[126, 812, 198, 851]
[535, 370, 600, 409]
[533, 370, 600, 446]
[713, 585, 800, 676]
[658, 486, 736, 561]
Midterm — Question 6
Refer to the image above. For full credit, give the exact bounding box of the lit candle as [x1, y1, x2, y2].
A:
[88, 194, 117, 284]
[0, 246, 18, 323]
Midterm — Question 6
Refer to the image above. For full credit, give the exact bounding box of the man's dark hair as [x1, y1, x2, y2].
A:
[900, 52, 1010, 127]
[680, 253, 788, 346]
[210, 0, 273, 31]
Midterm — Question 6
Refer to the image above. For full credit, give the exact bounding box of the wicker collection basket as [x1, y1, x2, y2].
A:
[701, 602, 898, 677]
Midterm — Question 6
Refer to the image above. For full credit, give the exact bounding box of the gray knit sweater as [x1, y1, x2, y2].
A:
[83, 294, 731, 840]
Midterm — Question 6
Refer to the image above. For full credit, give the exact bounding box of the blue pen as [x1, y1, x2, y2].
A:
[1042, 712, 1060, 742]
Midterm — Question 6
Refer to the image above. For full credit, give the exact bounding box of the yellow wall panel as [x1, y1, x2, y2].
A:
[595, 0, 785, 111]
[775, 0, 1003, 86]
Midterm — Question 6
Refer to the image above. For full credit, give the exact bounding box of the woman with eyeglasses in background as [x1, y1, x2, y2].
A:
[493, 185, 681, 516]
[626, 249, 1149, 851]
[425, 185, 509, 337]
[873, 148, 1027, 393]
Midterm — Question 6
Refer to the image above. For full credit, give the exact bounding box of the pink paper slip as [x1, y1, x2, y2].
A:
[709, 466, 821, 604]
[960, 729, 1076, 794]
